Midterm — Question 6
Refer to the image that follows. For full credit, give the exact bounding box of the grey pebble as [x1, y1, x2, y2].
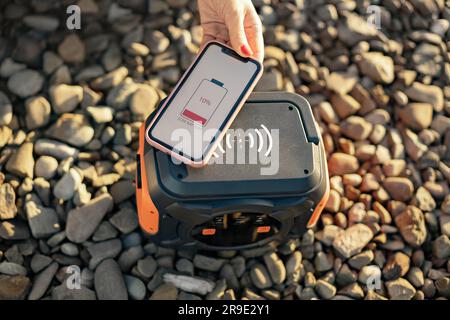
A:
[163, 273, 215, 296]
[220, 264, 240, 291]
[137, 256, 157, 278]
[250, 263, 272, 289]
[28, 262, 58, 300]
[66, 193, 113, 243]
[0, 261, 27, 276]
[46, 231, 66, 247]
[87, 239, 122, 269]
[52, 284, 96, 300]
[206, 279, 226, 300]
[175, 258, 194, 275]
[124, 275, 146, 300]
[92, 221, 119, 242]
[263, 252, 286, 284]
[109, 207, 139, 234]
[30, 254, 53, 274]
[94, 259, 128, 300]
[61, 243, 79, 257]
[193, 254, 225, 272]
[118, 245, 144, 272]
[122, 232, 142, 249]
[25, 201, 61, 239]
[314, 251, 333, 272]
[156, 255, 174, 269]
[149, 283, 178, 300]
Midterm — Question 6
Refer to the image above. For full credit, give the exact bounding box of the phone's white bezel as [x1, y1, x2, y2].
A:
[145, 40, 263, 167]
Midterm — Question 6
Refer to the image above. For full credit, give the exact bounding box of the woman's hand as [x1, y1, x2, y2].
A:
[198, 0, 264, 62]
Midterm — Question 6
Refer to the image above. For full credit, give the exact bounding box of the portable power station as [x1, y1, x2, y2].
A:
[136, 92, 329, 250]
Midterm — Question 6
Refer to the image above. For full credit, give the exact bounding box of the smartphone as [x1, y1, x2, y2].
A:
[146, 41, 263, 167]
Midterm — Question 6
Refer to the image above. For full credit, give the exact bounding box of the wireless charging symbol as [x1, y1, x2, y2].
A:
[213, 124, 273, 158]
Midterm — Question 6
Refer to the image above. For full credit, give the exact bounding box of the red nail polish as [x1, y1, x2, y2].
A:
[240, 44, 252, 56]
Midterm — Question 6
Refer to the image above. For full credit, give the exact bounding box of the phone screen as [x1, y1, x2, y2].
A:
[148, 42, 261, 162]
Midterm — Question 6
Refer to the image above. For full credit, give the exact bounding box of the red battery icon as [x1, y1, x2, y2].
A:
[181, 79, 227, 126]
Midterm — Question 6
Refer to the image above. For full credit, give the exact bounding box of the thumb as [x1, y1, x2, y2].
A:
[225, 11, 253, 57]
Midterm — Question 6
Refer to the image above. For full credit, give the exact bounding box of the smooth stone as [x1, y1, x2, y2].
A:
[332, 224, 373, 259]
[124, 275, 146, 300]
[0, 91, 12, 126]
[109, 208, 138, 234]
[66, 194, 114, 243]
[250, 263, 272, 289]
[162, 273, 214, 296]
[7, 69, 44, 98]
[92, 221, 118, 242]
[357, 52, 394, 84]
[383, 177, 414, 202]
[137, 256, 157, 278]
[87, 239, 122, 269]
[130, 85, 159, 118]
[25, 96, 51, 129]
[340, 116, 373, 140]
[315, 279, 337, 299]
[331, 93, 361, 119]
[25, 201, 61, 239]
[23, 15, 59, 32]
[358, 265, 382, 285]
[0, 262, 27, 276]
[0, 126, 12, 148]
[0, 275, 31, 299]
[337, 12, 377, 46]
[6, 142, 34, 178]
[91, 66, 128, 91]
[43, 51, 63, 74]
[394, 206, 427, 247]
[398, 103, 433, 131]
[263, 252, 286, 284]
[328, 153, 359, 176]
[34, 139, 79, 160]
[49, 84, 83, 114]
[53, 168, 82, 201]
[110, 180, 135, 203]
[0, 58, 26, 78]
[94, 259, 128, 300]
[386, 278, 416, 300]
[193, 254, 225, 272]
[58, 34, 86, 64]
[46, 113, 94, 147]
[61, 243, 79, 257]
[52, 284, 96, 300]
[149, 283, 178, 300]
[405, 82, 444, 112]
[0, 183, 18, 220]
[30, 254, 52, 274]
[28, 262, 58, 300]
[118, 245, 144, 272]
[105, 79, 137, 110]
[35, 156, 58, 179]
[86, 106, 114, 123]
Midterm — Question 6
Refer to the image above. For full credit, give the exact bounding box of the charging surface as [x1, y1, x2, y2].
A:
[151, 93, 323, 199]
[184, 102, 313, 181]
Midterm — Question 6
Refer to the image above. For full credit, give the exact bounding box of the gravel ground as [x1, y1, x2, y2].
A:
[0, 0, 449, 300]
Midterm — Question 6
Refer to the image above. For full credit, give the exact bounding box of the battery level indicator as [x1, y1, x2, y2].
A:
[181, 78, 228, 126]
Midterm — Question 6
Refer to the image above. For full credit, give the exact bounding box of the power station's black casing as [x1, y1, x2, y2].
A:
[136, 92, 329, 250]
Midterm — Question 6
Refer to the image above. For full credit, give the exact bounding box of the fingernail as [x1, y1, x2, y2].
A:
[240, 44, 253, 56]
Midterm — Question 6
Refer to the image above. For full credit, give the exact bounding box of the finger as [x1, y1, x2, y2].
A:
[244, 7, 264, 62]
[225, 8, 253, 57]
[200, 34, 216, 51]
[202, 22, 229, 42]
